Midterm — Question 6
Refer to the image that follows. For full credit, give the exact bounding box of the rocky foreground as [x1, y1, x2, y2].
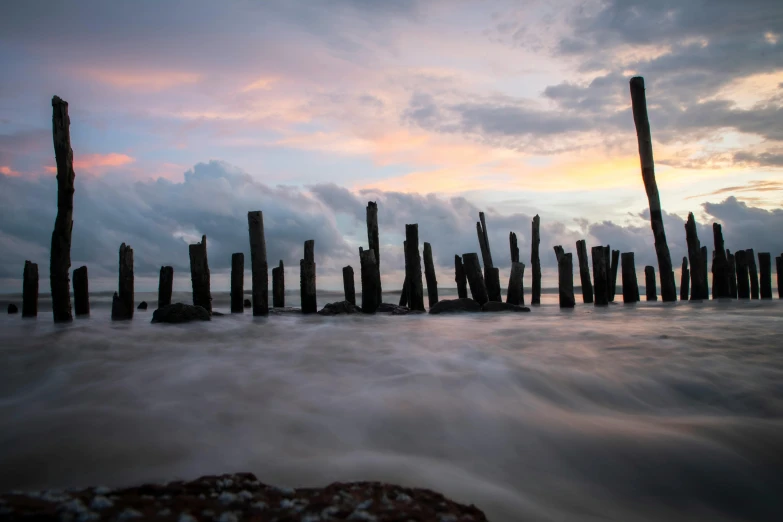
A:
[0, 472, 488, 521]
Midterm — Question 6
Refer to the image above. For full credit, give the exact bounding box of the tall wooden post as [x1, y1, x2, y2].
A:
[645, 266, 658, 301]
[360, 248, 380, 313]
[423, 242, 438, 308]
[300, 240, 317, 313]
[506, 261, 525, 306]
[711, 223, 730, 298]
[700, 246, 709, 300]
[629, 77, 676, 301]
[399, 241, 409, 307]
[591, 246, 608, 305]
[366, 201, 382, 304]
[609, 249, 620, 301]
[726, 250, 737, 298]
[680, 257, 690, 301]
[531, 215, 541, 305]
[685, 213, 706, 300]
[343, 266, 356, 305]
[248, 211, 268, 316]
[189, 235, 212, 313]
[454, 255, 468, 299]
[747, 249, 759, 299]
[158, 266, 173, 309]
[462, 253, 488, 304]
[776, 255, 783, 299]
[272, 260, 285, 308]
[603, 246, 611, 299]
[477, 213, 501, 301]
[404, 225, 425, 311]
[510, 232, 519, 263]
[231, 253, 244, 313]
[50, 96, 76, 322]
[73, 266, 89, 316]
[576, 240, 594, 304]
[758, 253, 772, 299]
[735, 250, 750, 299]
[557, 252, 575, 308]
[22, 260, 38, 318]
[111, 243, 134, 320]
[621, 253, 640, 303]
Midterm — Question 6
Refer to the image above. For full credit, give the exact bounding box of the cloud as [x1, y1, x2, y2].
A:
[80, 69, 203, 92]
[0, 166, 21, 177]
[44, 153, 135, 176]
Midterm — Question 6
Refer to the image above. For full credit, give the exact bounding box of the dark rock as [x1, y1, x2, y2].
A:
[7, 303, 18, 314]
[318, 301, 361, 315]
[244, 298, 251, 308]
[151, 303, 211, 324]
[429, 298, 482, 314]
[377, 302, 411, 315]
[212, 311, 224, 316]
[137, 301, 148, 310]
[481, 301, 531, 313]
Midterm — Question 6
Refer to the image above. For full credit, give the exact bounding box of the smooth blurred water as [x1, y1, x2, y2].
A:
[1, 291, 782, 522]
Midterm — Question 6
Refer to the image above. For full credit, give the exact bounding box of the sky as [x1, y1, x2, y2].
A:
[0, 0, 782, 293]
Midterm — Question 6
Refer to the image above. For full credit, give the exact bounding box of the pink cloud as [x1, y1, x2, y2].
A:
[0, 166, 22, 177]
[45, 153, 135, 176]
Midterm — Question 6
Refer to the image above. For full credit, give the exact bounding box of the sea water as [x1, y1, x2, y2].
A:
[0, 291, 781, 522]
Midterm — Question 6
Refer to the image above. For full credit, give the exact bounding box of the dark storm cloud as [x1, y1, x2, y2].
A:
[733, 151, 783, 168]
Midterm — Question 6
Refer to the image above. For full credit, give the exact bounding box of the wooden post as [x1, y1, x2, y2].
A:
[700, 245, 709, 300]
[423, 242, 438, 308]
[50, 96, 76, 322]
[680, 257, 690, 301]
[621, 252, 640, 303]
[360, 248, 380, 313]
[111, 243, 134, 320]
[735, 250, 750, 299]
[726, 250, 737, 298]
[576, 240, 594, 304]
[591, 246, 608, 305]
[247, 211, 269, 316]
[158, 266, 173, 309]
[609, 249, 620, 301]
[462, 253, 488, 304]
[399, 241, 409, 307]
[685, 213, 706, 300]
[343, 266, 356, 305]
[366, 201, 382, 304]
[22, 260, 38, 318]
[454, 255, 468, 299]
[557, 252, 575, 308]
[272, 260, 285, 308]
[758, 253, 772, 299]
[776, 255, 783, 299]
[629, 77, 676, 302]
[510, 232, 519, 263]
[300, 240, 317, 313]
[404, 225, 425, 311]
[711, 223, 730, 298]
[189, 235, 212, 313]
[477, 213, 501, 301]
[506, 261, 525, 306]
[531, 215, 541, 305]
[230, 253, 244, 313]
[645, 266, 658, 301]
[747, 248, 759, 299]
[73, 266, 89, 316]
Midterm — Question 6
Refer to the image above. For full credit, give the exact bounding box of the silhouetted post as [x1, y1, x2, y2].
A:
[300, 240, 317, 313]
[248, 211, 269, 316]
[343, 266, 356, 305]
[747, 249, 759, 299]
[158, 266, 173, 309]
[477, 213, 501, 301]
[576, 240, 594, 304]
[727, 250, 737, 298]
[111, 243, 134, 320]
[73, 266, 89, 316]
[22, 260, 38, 318]
[404, 225, 425, 311]
[423, 242, 438, 308]
[700, 246, 709, 300]
[272, 260, 285, 308]
[189, 235, 212, 313]
[621, 253, 640, 303]
[557, 252, 575, 308]
[510, 232, 519, 263]
[680, 257, 690, 300]
[776, 255, 783, 299]
[360, 248, 380, 313]
[609, 249, 620, 301]
[50, 96, 76, 323]
[645, 266, 658, 301]
[454, 255, 468, 299]
[711, 223, 730, 298]
[366, 201, 382, 304]
[531, 215, 541, 304]
[462, 253, 488, 305]
[230, 253, 244, 313]
[399, 241, 408, 307]
[735, 250, 750, 299]
[685, 213, 705, 300]
[758, 253, 772, 299]
[506, 261, 525, 306]
[591, 246, 608, 305]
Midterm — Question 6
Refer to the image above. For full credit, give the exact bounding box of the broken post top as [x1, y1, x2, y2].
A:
[304, 240, 315, 263]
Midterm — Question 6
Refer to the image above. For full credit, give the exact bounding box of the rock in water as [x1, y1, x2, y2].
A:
[243, 298, 251, 308]
[318, 301, 361, 315]
[481, 301, 531, 313]
[7, 303, 18, 314]
[137, 301, 148, 310]
[377, 302, 411, 315]
[429, 298, 482, 314]
[151, 303, 211, 324]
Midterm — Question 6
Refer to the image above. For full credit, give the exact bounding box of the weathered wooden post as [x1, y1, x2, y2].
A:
[247, 211, 269, 316]
[758, 253, 772, 299]
[726, 250, 737, 298]
[711, 223, 730, 298]
[343, 266, 356, 305]
[300, 240, 317, 313]
[735, 250, 750, 299]
[454, 255, 468, 299]
[510, 232, 519, 263]
[621, 252, 640, 303]
[506, 261, 525, 306]
[700, 245, 709, 299]
[22, 260, 38, 318]
[531, 215, 541, 304]
[776, 255, 783, 299]
[73, 266, 89, 316]
[189, 235, 212, 313]
[602, 246, 611, 299]
[747, 249, 759, 299]
[556, 250, 575, 309]
[111, 243, 134, 320]
[576, 240, 594, 304]
[158, 266, 173, 309]
[50, 96, 76, 322]
[399, 241, 409, 307]
[230, 253, 244, 313]
[404, 225, 425, 311]
[609, 249, 620, 301]
[591, 246, 608, 305]
[366, 201, 382, 304]
[685, 213, 706, 300]
[462, 253, 488, 304]
[272, 260, 285, 308]
[477, 213, 502, 302]
[360, 248, 380, 313]
[423, 242, 438, 308]
[645, 266, 658, 301]
[680, 257, 690, 301]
